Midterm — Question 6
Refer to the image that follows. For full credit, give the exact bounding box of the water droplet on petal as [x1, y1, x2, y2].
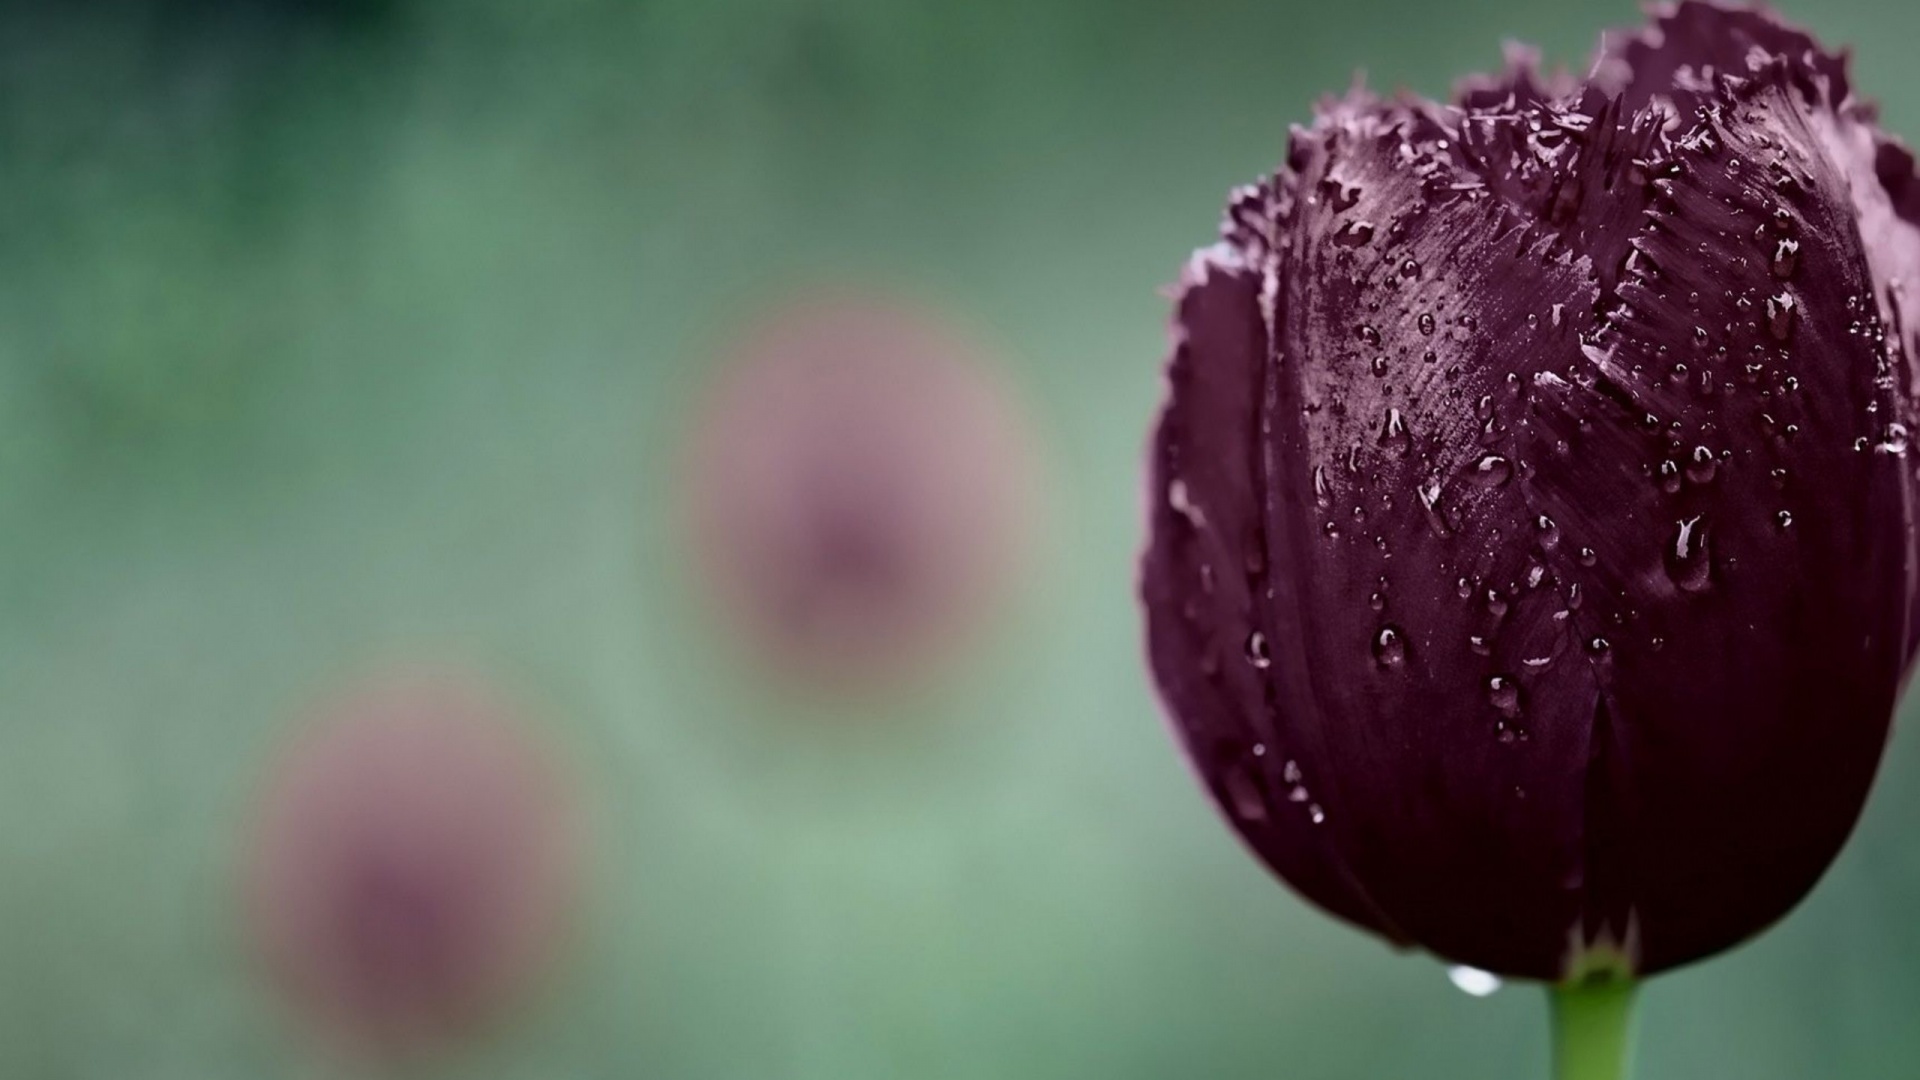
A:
[1488, 675, 1522, 717]
[1770, 238, 1799, 279]
[1169, 479, 1205, 526]
[1447, 966, 1503, 998]
[1380, 408, 1412, 456]
[1535, 514, 1561, 551]
[1658, 459, 1682, 494]
[1878, 423, 1910, 456]
[1686, 445, 1718, 484]
[1765, 291, 1797, 341]
[1372, 625, 1407, 668]
[1418, 312, 1436, 336]
[1470, 454, 1512, 487]
[1245, 630, 1272, 669]
[1665, 515, 1712, 593]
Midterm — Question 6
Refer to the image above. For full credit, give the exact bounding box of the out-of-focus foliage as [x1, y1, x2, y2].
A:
[4, 1, 1920, 1078]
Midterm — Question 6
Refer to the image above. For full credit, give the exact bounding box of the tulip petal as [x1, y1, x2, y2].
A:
[1145, 233, 1412, 945]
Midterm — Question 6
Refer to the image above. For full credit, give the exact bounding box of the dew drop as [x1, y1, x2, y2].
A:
[1487, 675, 1522, 718]
[1665, 515, 1712, 593]
[1246, 631, 1272, 669]
[1658, 459, 1682, 494]
[1447, 966, 1503, 998]
[1380, 408, 1412, 456]
[1313, 465, 1332, 508]
[1577, 546, 1598, 567]
[1777, 509, 1793, 529]
[1371, 355, 1390, 377]
[1418, 312, 1436, 336]
[1372, 625, 1407, 668]
[1358, 324, 1382, 347]
[1470, 454, 1513, 487]
[1686, 445, 1718, 484]
[1168, 479, 1205, 525]
[1878, 423, 1911, 456]
[1765, 291, 1797, 341]
[1334, 220, 1376, 247]
[1308, 803, 1327, 824]
[1771, 238, 1799, 278]
[1535, 514, 1561, 551]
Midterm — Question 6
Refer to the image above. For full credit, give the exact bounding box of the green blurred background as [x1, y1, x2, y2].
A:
[5, 0, 1920, 1076]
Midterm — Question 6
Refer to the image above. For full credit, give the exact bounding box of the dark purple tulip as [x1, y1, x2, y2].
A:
[1142, 1, 1920, 980]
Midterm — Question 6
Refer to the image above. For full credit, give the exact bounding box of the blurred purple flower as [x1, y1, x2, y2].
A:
[243, 675, 582, 1060]
[1141, 1, 1920, 980]
[685, 293, 1040, 691]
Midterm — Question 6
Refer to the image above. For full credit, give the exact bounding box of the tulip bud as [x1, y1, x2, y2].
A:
[1141, 1, 1920, 980]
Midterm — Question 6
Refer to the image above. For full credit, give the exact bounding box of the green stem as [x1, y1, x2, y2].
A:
[1550, 979, 1639, 1080]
